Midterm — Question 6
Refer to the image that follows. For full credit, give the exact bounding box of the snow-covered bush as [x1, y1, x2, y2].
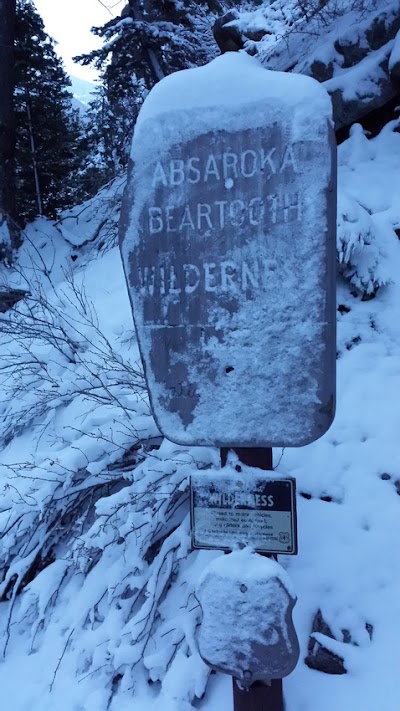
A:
[0, 237, 147, 640]
[0, 227, 220, 709]
[6, 442, 217, 708]
[337, 121, 400, 295]
[337, 190, 389, 295]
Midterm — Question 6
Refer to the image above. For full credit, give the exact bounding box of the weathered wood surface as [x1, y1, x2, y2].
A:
[120, 104, 336, 447]
[233, 678, 283, 711]
[196, 549, 299, 684]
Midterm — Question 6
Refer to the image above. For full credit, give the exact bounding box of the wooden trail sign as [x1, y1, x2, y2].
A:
[196, 549, 299, 684]
[119, 52, 337, 447]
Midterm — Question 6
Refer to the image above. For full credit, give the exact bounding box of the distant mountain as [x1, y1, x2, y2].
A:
[71, 96, 88, 114]
[69, 75, 97, 112]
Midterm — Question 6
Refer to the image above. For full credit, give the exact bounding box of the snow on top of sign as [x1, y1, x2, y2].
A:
[196, 548, 298, 680]
[134, 51, 332, 148]
[138, 51, 331, 117]
[122, 53, 331, 446]
[198, 547, 295, 596]
[121, 49, 335, 447]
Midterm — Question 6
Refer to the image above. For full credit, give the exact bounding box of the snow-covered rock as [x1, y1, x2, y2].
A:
[227, 1, 400, 130]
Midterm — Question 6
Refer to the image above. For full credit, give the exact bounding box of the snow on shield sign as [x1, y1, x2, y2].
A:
[119, 53, 337, 447]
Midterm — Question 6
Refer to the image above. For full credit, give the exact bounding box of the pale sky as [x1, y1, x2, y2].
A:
[34, 0, 126, 82]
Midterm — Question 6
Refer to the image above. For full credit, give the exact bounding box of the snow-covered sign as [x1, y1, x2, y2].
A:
[196, 549, 299, 683]
[191, 471, 297, 555]
[119, 52, 337, 447]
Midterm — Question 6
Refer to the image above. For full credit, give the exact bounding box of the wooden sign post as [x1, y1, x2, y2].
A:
[119, 52, 336, 450]
[221, 446, 287, 711]
[119, 50, 337, 711]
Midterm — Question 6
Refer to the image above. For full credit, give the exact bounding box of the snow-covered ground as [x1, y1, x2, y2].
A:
[0, 80, 400, 711]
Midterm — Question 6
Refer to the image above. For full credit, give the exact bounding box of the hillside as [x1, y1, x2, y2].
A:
[70, 75, 96, 112]
[0, 100, 398, 711]
[0, 3, 400, 710]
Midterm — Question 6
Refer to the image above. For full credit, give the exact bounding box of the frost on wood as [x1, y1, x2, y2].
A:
[196, 549, 299, 684]
[120, 52, 336, 448]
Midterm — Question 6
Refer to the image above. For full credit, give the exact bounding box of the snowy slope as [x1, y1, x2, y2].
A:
[0, 97, 399, 711]
[70, 74, 96, 113]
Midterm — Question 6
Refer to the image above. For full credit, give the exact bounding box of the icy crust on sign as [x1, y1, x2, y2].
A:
[132, 52, 333, 161]
[183, 239, 328, 444]
[120, 52, 336, 447]
[197, 547, 295, 594]
[135, 52, 332, 133]
[196, 549, 299, 682]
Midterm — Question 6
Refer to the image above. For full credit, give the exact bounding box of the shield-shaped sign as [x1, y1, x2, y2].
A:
[196, 549, 299, 684]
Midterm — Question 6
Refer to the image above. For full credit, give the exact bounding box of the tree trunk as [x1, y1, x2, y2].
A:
[128, 0, 165, 82]
[25, 99, 43, 217]
[0, 0, 19, 251]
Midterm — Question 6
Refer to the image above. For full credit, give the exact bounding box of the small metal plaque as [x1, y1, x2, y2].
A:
[191, 472, 297, 555]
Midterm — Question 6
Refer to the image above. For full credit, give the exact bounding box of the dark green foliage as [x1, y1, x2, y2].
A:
[0, 0, 19, 252]
[14, 0, 83, 224]
[73, 86, 116, 200]
[76, 0, 238, 184]
[76, 75, 147, 196]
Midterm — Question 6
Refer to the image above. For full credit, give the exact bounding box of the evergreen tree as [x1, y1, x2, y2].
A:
[0, 0, 19, 253]
[76, 1, 237, 181]
[14, 0, 83, 225]
[73, 85, 114, 200]
[75, 77, 147, 197]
